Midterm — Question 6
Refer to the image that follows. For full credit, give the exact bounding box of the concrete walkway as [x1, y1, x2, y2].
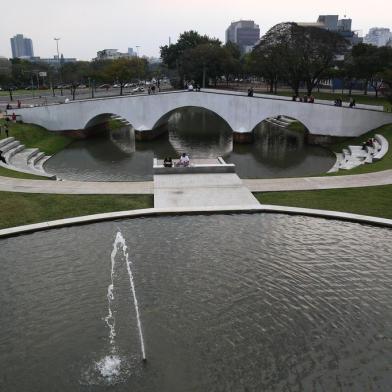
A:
[244, 169, 392, 192]
[154, 173, 260, 208]
[0, 177, 153, 194]
[1, 169, 392, 195]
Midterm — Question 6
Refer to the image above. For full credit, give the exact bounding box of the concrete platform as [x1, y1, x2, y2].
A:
[154, 173, 260, 208]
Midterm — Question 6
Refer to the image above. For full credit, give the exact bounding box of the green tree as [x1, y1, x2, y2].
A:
[253, 22, 347, 96]
[160, 31, 221, 86]
[350, 44, 392, 97]
[103, 57, 148, 95]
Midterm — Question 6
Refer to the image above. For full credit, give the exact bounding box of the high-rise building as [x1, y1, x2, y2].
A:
[10, 34, 34, 58]
[364, 28, 392, 47]
[317, 15, 339, 31]
[225, 20, 260, 54]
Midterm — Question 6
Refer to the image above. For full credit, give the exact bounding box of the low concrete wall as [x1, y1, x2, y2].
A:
[1, 205, 392, 239]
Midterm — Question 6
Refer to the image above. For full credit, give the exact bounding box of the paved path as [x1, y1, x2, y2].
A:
[0, 177, 153, 194]
[154, 173, 260, 208]
[244, 169, 392, 192]
[1, 169, 392, 195]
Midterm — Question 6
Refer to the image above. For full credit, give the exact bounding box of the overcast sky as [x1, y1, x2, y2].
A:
[1, 0, 391, 60]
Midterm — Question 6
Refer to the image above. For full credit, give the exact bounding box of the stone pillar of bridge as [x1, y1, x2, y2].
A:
[232, 131, 254, 144]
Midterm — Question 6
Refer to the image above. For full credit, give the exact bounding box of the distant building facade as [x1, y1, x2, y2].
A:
[299, 15, 362, 46]
[95, 48, 137, 61]
[364, 28, 392, 47]
[10, 34, 34, 58]
[225, 20, 260, 53]
[29, 54, 77, 66]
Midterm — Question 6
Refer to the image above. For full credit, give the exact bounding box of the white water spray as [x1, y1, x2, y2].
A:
[116, 231, 147, 361]
[104, 231, 146, 362]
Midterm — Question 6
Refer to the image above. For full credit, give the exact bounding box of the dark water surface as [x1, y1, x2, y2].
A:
[1, 213, 391, 391]
[45, 108, 335, 181]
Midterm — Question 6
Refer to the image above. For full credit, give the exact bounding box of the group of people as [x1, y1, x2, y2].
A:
[334, 98, 356, 108]
[184, 81, 201, 92]
[292, 95, 315, 103]
[6, 100, 21, 110]
[362, 138, 376, 150]
[163, 153, 190, 168]
[147, 85, 159, 95]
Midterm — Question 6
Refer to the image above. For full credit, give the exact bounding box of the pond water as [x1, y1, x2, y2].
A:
[1, 213, 391, 391]
[44, 108, 335, 181]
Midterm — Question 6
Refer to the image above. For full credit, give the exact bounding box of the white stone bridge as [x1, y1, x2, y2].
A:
[9, 89, 392, 142]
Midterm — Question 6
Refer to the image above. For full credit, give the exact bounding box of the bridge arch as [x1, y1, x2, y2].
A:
[151, 105, 235, 133]
[84, 112, 134, 130]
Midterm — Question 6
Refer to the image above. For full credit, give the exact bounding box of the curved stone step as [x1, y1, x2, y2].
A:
[0, 140, 20, 154]
[35, 155, 52, 174]
[3, 144, 25, 163]
[0, 137, 15, 149]
[28, 151, 45, 166]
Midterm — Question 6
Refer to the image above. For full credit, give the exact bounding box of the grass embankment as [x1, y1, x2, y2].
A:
[0, 120, 73, 179]
[0, 119, 72, 155]
[254, 185, 392, 220]
[0, 192, 153, 230]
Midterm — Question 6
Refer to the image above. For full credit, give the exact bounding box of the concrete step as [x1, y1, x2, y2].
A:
[327, 152, 343, 173]
[0, 140, 20, 154]
[0, 137, 15, 149]
[35, 155, 52, 173]
[28, 151, 45, 166]
[28, 153, 45, 173]
[3, 144, 25, 163]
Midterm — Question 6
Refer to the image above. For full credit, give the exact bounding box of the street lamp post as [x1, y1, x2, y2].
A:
[54, 37, 62, 95]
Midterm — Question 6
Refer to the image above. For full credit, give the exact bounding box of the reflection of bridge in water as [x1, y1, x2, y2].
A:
[10, 89, 392, 143]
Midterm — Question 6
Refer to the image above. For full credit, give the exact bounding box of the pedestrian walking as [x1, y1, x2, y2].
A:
[5, 124, 9, 138]
[17, 100, 21, 109]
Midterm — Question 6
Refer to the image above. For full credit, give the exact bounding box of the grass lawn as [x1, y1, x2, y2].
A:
[0, 89, 52, 97]
[0, 192, 154, 230]
[0, 119, 73, 155]
[0, 165, 48, 180]
[255, 185, 392, 219]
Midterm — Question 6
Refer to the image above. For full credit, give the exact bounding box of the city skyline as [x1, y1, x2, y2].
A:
[1, 0, 392, 60]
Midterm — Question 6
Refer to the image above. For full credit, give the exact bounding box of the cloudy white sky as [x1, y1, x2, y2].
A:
[1, 0, 391, 60]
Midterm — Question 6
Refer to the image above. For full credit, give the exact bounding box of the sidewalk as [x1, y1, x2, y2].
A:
[1, 169, 392, 195]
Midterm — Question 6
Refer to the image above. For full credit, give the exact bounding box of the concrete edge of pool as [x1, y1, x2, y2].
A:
[1, 205, 392, 238]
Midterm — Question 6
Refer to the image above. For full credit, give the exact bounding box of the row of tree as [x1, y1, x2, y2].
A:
[0, 56, 150, 96]
[160, 24, 392, 101]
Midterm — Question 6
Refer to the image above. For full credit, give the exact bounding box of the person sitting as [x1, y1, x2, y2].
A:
[163, 157, 173, 167]
[187, 84, 194, 91]
[309, 96, 315, 103]
[176, 153, 190, 167]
